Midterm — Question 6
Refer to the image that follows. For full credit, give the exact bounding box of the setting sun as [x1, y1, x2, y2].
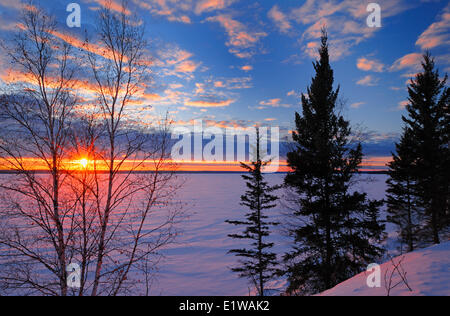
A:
[79, 158, 88, 168]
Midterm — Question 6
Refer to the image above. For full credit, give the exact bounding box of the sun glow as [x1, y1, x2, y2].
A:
[79, 158, 88, 168]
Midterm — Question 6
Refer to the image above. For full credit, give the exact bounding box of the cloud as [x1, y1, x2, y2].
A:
[416, 3, 450, 50]
[273, 0, 411, 61]
[49, 30, 123, 62]
[0, 68, 106, 99]
[156, 44, 201, 79]
[185, 98, 235, 108]
[195, 83, 206, 94]
[206, 14, 267, 59]
[194, 0, 237, 15]
[398, 100, 409, 110]
[258, 98, 291, 109]
[214, 77, 253, 90]
[174, 60, 199, 73]
[268, 5, 292, 34]
[132, 0, 192, 24]
[287, 90, 298, 97]
[85, 0, 131, 15]
[132, 0, 236, 24]
[390, 53, 423, 71]
[356, 75, 379, 86]
[350, 102, 365, 109]
[260, 98, 281, 106]
[357, 57, 385, 72]
[241, 65, 253, 72]
[0, 0, 25, 10]
[389, 4, 450, 80]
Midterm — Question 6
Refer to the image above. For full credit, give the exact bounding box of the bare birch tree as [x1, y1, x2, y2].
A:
[80, 1, 184, 296]
[0, 3, 78, 296]
[0, 0, 184, 296]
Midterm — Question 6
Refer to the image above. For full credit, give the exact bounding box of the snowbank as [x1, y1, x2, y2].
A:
[320, 241, 450, 296]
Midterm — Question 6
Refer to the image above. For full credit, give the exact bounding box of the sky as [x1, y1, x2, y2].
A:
[0, 0, 449, 168]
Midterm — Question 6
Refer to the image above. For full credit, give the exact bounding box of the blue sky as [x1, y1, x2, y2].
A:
[0, 0, 449, 153]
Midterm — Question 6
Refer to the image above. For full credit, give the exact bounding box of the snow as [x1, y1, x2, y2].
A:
[153, 173, 389, 296]
[154, 173, 290, 296]
[3, 172, 447, 296]
[320, 241, 450, 296]
[155, 173, 449, 296]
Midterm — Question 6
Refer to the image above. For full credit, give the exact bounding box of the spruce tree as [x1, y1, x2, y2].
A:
[387, 128, 421, 252]
[226, 129, 279, 296]
[401, 53, 449, 244]
[283, 30, 385, 295]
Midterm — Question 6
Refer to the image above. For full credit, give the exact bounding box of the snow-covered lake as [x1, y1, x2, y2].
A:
[154, 173, 389, 296]
[0, 172, 390, 296]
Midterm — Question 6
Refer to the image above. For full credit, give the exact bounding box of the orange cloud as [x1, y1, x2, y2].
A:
[0, 68, 100, 96]
[49, 30, 123, 62]
[0, 69, 31, 84]
[175, 60, 198, 74]
[157, 45, 200, 78]
[357, 57, 385, 72]
[185, 99, 235, 108]
[259, 98, 291, 108]
[87, 0, 131, 15]
[195, 0, 236, 15]
[206, 14, 267, 58]
[398, 100, 409, 110]
[260, 98, 281, 106]
[390, 53, 423, 71]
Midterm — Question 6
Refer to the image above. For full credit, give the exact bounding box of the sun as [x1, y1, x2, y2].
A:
[79, 158, 88, 168]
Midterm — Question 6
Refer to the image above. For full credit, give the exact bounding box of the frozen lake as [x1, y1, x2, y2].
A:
[0, 172, 390, 296]
[154, 173, 389, 296]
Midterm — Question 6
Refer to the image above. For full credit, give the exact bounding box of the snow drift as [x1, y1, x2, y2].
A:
[320, 241, 450, 296]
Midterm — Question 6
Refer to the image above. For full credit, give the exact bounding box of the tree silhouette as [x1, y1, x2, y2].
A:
[227, 129, 279, 296]
[283, 30, 385, 295]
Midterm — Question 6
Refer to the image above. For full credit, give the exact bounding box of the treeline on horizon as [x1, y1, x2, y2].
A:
[227, 30, 449, 296]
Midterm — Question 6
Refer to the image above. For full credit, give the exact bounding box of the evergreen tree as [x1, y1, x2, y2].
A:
[283, 30, 385, 295]
[387, 128, 422, 252]
[226, 129, 279, 296]
[401, 53, 449, 244]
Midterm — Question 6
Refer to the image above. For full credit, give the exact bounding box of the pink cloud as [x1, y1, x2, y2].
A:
[283, 0, 410, 61]
[195, 0, 236, 15]
[133, 0, 236, 24]
[357, 57, 385, 72]
[185, 99, 235, 108]
[259, 98, 291, 108]
[390, 53, 423, 71]
[86, 0, 131, 15]
[416, 4, 450, 49]
[268, 5, 292, 34]
[206, 14, 267, 58]
[398, 100, 409, 110]
[156, 45, 201, 79]
[175, 60, 199, 73]
[356, 75, 379, 87]
[350, 102, 365, 109]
